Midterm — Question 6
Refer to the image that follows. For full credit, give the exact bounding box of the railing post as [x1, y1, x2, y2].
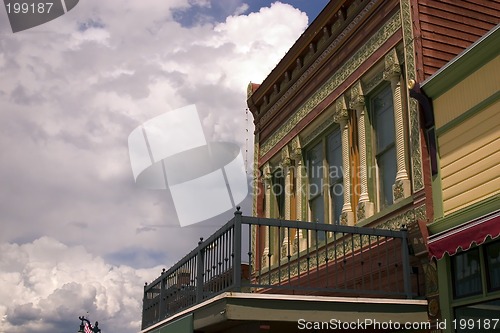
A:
[233, 207, 242, 292]
[159, 268, 165, 320]
[400, 226, 412, 299]
[196, 238, 204, 303]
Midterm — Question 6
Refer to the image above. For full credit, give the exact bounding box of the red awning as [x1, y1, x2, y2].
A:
[428, 210, 500, 260]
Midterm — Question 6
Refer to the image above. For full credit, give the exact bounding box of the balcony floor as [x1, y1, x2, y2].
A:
[141, 292, 429, 333]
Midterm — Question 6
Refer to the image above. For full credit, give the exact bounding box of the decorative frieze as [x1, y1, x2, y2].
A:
[259, 207, 416, 286]
[258, 0, 392, 149]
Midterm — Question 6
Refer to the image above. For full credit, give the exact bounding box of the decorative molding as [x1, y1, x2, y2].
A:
[349, 80, 365, 109]
[302, 117, 335, 147]
[253, 140, 260, 217]
[247, 82, 253, 98]
[280, 145, 292, 168]
[393, 179, 406, 201]
[423, 260, 439, 295]
[415, 204, 427, 222]
[259, 0, 379, 124]
[333, 95, 348, 123]
[357, 201, 367, 220]
[256, 209, 419, 285]
[383, 48, 401, 81]
[260, 1, 401, 157]
[290, 136, 302, 160]
[400, 0, 424, 192]
[259, 11, 401, 158]
[378, 209, 415, 230]
[384, 47, 411, 202]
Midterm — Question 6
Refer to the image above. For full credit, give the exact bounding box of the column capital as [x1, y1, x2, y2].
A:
[383, 48, 401, 81]
[290, 136, 302, 161]
[333, 95, 349, 124]
[280, 146, 292, 168]
[263, 163, 272, 183]
[349, 81, 365, 110]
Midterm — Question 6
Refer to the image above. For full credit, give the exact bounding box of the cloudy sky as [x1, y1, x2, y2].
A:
[0, 1, 328, 332]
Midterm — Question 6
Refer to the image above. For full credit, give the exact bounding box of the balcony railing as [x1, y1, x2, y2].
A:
[142, 208, 419, 330]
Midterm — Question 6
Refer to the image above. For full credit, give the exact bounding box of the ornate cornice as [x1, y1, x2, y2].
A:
[259, 11, 401, 159]
[258, 0, 380, 125]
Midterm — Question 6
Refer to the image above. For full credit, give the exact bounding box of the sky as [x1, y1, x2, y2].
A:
[0, 1, 328, 332]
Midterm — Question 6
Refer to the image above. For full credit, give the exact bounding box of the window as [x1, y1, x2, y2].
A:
[307, 141, 324, 224]
[327, 131, 343, 225]
[270, 169, 285, 261]
[448, 239, 500, 333]
[454, 299, 500, 333]
[306, 127, 344, 230]
[272, 169, 285, 219]
[451, 240, 500, 300]
[486, 241, 500, 291]
[371, 84, 397, 210]
[452, 248, 482, 299]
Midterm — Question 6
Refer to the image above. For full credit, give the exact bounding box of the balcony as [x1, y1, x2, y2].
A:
[141, 208, 425, 332]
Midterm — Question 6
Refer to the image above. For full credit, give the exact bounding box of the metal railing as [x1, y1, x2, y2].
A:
[142, 208, 418, 329]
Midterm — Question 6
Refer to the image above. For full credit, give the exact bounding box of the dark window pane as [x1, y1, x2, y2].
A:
[452, 249, 482, 299]
[373, 86, 395, 151]
[272, 169, 285, 218]
[327, 129, 343, 182]
[486, 240, 500, 291]
[377, 146, 397, 208]
[307, 142, 324, 199]
[310, 196, 325, 242]
[310, 196, 324, 224]
[372, 84, 397, 209]
[454, 299, 500, 333]
[330, 183, 343, 225]
[327, 129, 344, 225]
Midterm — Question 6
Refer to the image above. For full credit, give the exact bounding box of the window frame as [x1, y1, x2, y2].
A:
[368, 83, 397, 212]
[305, 125, 344, 230]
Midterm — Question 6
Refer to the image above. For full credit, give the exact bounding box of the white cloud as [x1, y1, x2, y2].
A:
[0, 0, 308, 332]
[0, 237, 160, 333]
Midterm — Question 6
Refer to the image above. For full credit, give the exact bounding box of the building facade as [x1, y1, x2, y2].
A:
[423, 24, 500, 333]
[140, 1, 500, 332]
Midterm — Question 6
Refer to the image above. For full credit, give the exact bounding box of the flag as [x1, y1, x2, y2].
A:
[84, 322, 93, 333]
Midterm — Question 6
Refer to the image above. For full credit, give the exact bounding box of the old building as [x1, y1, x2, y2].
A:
[423, 24, 500, 332]
[139, 1, 500, 333]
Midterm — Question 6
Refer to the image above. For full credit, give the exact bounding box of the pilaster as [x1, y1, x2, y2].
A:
[350, 81, 374, 220]
[383, 49, 411, 202]
[291, 136, 307, 252]
[280, 146, 292, 258]
[262, 163, 272, 267]
[333, 95, 354, 226]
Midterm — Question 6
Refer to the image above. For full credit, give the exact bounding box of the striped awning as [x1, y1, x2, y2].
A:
[428, 210, 500, 260]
